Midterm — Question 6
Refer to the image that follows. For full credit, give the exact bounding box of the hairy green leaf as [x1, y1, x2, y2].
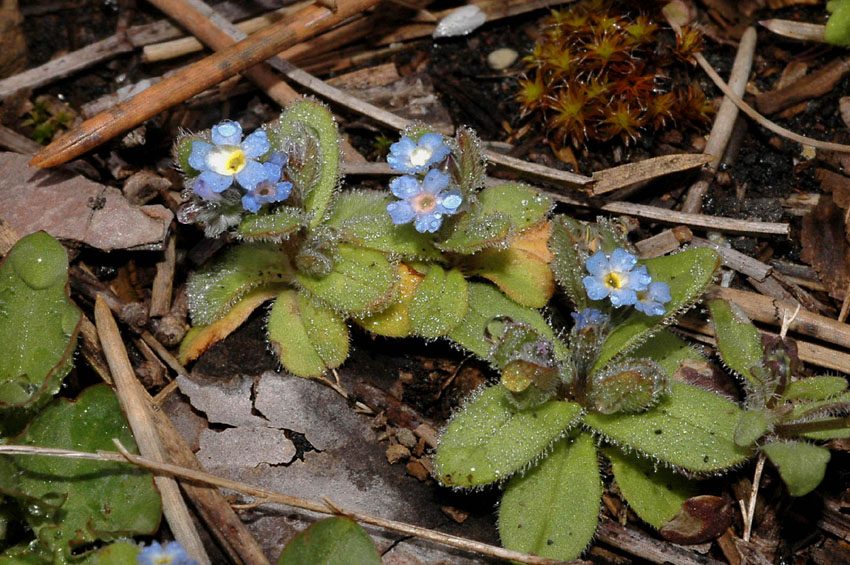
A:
[1, 386, 161, 554]
[174, 135, 205, 177]
[268, 290, 349, 378]
[277, 517, 380, 565]
[783, 376, 848, 401]
[592, 248, 721, 373]
[408, 265, 468, 338]
[735, 410, 771, 447]
[466, 247, 553, 308]
[435, 213, 512, 254]
[476, 183, 552, 232]
[326, 191, 441, 259]
[707, 299, 764, 387]
[498, 434, 601, 561]
[548, 216, 591, 310]
[447, 282, 553, 361]
[237, 206, 305, 241]
[0, 232, 81, 410]
[187, 245, 291, 325]
[762, 440, 830, 496]
[583, 382, 750, 472]
[269, 100, 340, 227]
[626, 330, 705, 377]
[606, 448, 697, 529]
[295, 245, 396, 316]
[433, 386, 581, 487]
[453, 126, 487, 195]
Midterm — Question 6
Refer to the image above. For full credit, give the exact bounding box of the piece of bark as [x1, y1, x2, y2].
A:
[0, 152, 171, 251]
[801, 194, 850, 300]
[755, 57, 850, 115]
[815, 168, 850, 209]
[123, 170, 172, 205]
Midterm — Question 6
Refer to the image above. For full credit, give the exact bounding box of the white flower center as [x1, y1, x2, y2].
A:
[207, 145, 246, 175]
[409, 146, 432, 167]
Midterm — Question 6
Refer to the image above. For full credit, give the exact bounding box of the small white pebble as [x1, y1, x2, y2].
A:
[433, 5, 487, 38]
[487, 47, 518, 70]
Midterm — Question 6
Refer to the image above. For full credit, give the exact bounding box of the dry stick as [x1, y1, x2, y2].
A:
[145, 0, 300, 107]
[710, 286, 850, 350]
[681, 27, 756, 214]
[755, 57, 850, 116]
[30, 0, 381, 168]
[0, 444, 566, 565]
[149, 232, 176, 317]
[760, 19, 825, 42]
[693, 51, 850, 154]
[596, 518, 723, 565]
[94, 297, 210, 565]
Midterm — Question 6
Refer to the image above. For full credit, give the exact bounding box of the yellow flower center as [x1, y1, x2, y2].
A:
[412, 192, 437, 213]
[606, 272, 623, 289]
[409, 146, 432, 167]
[208, 145, 246, 176]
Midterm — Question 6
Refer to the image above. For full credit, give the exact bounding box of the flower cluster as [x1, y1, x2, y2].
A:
[385, 133, 462, 233]
[582, 248, 671, 315]
[138, 541, 198, 565]
[571, 307, 608, 330]
[188, 120, 292, 213]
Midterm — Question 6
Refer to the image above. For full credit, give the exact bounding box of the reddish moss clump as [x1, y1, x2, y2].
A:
[517, 0, 713, 149]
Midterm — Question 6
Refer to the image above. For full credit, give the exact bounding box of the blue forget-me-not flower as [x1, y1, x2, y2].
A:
[582, 248, 651, 307]
[634, 281, 672, 316]
[240, 152, 293, 213]
[387, 169, 463, 233]
[387, 133, 451, 174]
[138, 541, 198, 565]
[189, 121, 270, 199]
[571, 308, 609, 330]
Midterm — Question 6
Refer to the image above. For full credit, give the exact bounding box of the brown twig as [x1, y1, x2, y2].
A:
[149, 232, 176, 317]
[95, 297, 210, 564]
[0, 443, 568, 565]
[30, 0, 381, 168]
[755, 57, 850, 116]
[681, 27, 756, 214]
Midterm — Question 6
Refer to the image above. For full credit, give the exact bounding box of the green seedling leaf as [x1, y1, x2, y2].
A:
[498, 434, 601, 561]
[268, 290, 349, 378]
[784, 376, 848, 401]
[325, 191, 441, 259]
[826, 0, 850, 46]
[435, 212, 512, 254]
[0, 232, 81, 410]
[269, 100, 340, 227]
[277, 517, 380, 565]
[237, 206, 306, 241]
[295, 245, 396, 316]
[453, 126, 486, 194]
[465, 221, 555, 308]
[548, 216, 591, 310]
[476, 183, 552, 231]
[606, 448, 697, 529]
[447, 282, 553, 361]
[408, 265, 468, 338]
[626, 330, 705, 377]
[583, 382, 750, 472]
[762, 440, 830, 496]
[2, 385, 161, 554]
[355, 263, 421, 337]
[174, 135, 206, 177]
[707, 299, 764, 387]
[784, 391, 850, 440]
[587, 358, 667, 414]
[592, 248, 721, 374]
[433, 386, 581, 487]
[734, 409, 771, 447]
[187, 244, 292, 325]
[180, 286, 285, 364]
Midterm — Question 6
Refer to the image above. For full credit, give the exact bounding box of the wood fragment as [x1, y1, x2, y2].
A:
[709, 286, 850, 351]
[592, 154, 715, 196]
[149, 233, 176, 318]
[30, 0, 381, 168]
[690, 236, 772, 281]
[95, 297, 210, 565]
[635, 227, 693, 258]
[77, 314, 113, 384]
[597, 517, 723, 565]
[681, 27, 756, 214]
[677, 316, 850, 373]
[760, 19, 825, 42]
[755, 57, 850, 115]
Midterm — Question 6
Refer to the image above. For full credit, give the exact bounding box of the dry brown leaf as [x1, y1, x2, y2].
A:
[801, 194, 850, 300]
[591, 153, 715, 195]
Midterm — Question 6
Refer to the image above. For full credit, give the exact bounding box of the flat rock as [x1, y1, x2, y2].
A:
[0, 152, 172, 251]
